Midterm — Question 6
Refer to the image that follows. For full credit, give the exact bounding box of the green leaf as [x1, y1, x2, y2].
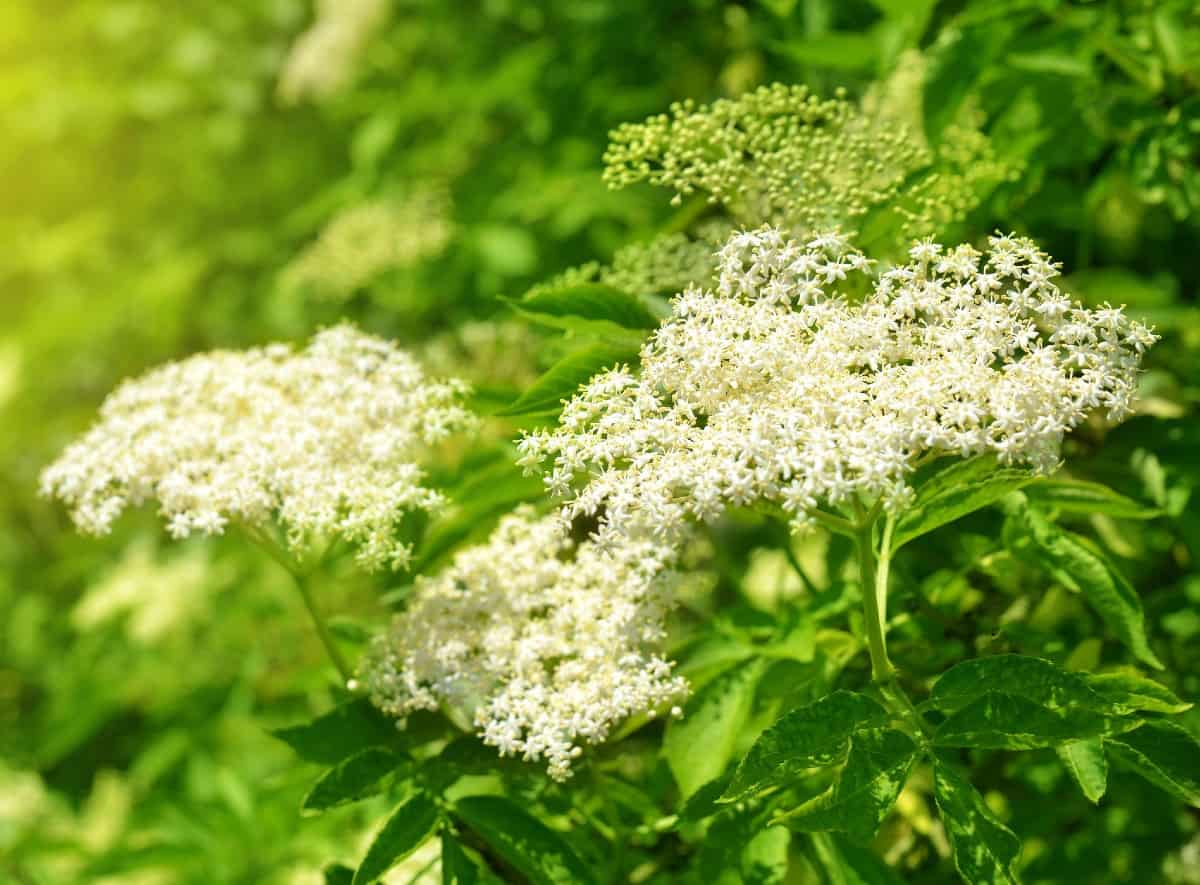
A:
[929, 654, 1110, 714]
[809, 832, 907, 884]
[302, 748, 406, 813]
[354, 793, 441, 885]
[441, 832, 480, 885]
[666, 659, 768, 799]
[452, 795, 595, 885]
[1006, 502, 1163, 669]
[1056, 739, 1108, 803]
[777, 728, 918, 841]
[324, 865, 354, 885]
[1024, 478, 1161, 520]
[933, 755, 1021, 885]
[933, 691, 1134, 750]
[923, 25, 1010, 140]
[512, 282, 659, 331]
[772, 31, 881, 72]
[721, 690, 890, 803]
[498, 342, 638, 417]
[1105, 720, 1200, 807]
[741, 826, 791, 884]
[271, 699, 401, 765]
[893, 456, 1034, 550]
[1087, 670, 1192, 715]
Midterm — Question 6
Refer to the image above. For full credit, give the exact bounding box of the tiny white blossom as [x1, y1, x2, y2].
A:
[521, 226, 1156, 542]
[41, 325, 475, 571]
[360, 507, 690, 780]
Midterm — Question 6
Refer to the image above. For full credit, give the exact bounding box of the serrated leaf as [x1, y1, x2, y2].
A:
[497, 342, 638, 417]
[1056, 739, 1108, 803]
[929, 654, 1110, 714]
[1105, 720, 1200, 807]
[452, 795, 595, 885]
[354, 793, 440, 885]
[511, 282, 659, 331]
[933, 755, 1021, 885]
[933, 691, 1135, 750]
[303, 748, 406, 813]
[1024, 478, 1161, 520]
[894, 456, 1034, 550]
[667, 659, 768, 799]
[777, 728, 918, 841]
[271, 699, 400, 765]
[1006, 502, 1162, 669]
[721, 690, 890, 803]
[1087, 670, 1192, 715]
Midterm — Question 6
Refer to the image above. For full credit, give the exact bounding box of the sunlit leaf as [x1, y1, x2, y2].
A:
[933, 755, 1021, 885]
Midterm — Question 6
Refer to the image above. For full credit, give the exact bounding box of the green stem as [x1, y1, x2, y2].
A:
[238, 522, 352, 684]
[853, 523, 894, 683]
[292, 568, 353, 684]
[853, 514, 931, 740]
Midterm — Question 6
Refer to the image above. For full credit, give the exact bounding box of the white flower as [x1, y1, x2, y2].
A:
[359, 507, 689, 780]
[41, 325, 475, 571]
[277, 0, 390, 103]
[521, 226, 1156, 543]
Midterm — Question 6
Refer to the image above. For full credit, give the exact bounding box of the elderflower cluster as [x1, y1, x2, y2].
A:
[604, 83, 931, 235]
[283, 190, 454, 300]
[277, 0, 391, 103]
[41, 325, 475, 571]
[519, 227, 1156, 543]
[360, 507, 688, 780]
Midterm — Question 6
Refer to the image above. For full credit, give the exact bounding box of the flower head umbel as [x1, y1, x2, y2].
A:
[360, 507, 688, 780]
[520, 227, 1156, 543]
[41, 325, 475, 571]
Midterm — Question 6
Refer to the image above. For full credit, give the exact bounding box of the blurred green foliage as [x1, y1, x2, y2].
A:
[1, 0, 1197, 883]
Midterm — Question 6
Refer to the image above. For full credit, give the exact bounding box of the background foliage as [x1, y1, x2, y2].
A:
[1, 0, 1197, 883]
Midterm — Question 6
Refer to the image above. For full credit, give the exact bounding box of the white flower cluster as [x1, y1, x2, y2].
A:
[41, 325, 475, 571]
[519, 227, 1156, 541]
[360, 507, 688, 780]
[277, 0, 390, 103]
[283, 191, 454, 300]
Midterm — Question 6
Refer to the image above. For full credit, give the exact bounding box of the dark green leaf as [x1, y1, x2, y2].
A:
[1105, 720, 1200, 807]
[933, 755, 1021, 885]
[271, 699, 400, 765]
[923, 25, 1011, 140]
[722, 690, 889, 803]
[666, 659, 768, 799]
[354, 793, 441, 885]
[512, 282, 659, 331]
[809, 832, 907, 884]
[1024, 478, 1161, 520]
[441, 832, 480, 885]
[324, 865, 354, 885]
[303, 748, 407, 813]
[1006, 502, 1163, 669]
[452, 795, 595, 885]
[894, 456, 1034, 550]
[934, 691, 1135, 750]
[777, 728, 918, 841]
[1056, 739, 1108, 803]
[498, 342, 639, 417]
